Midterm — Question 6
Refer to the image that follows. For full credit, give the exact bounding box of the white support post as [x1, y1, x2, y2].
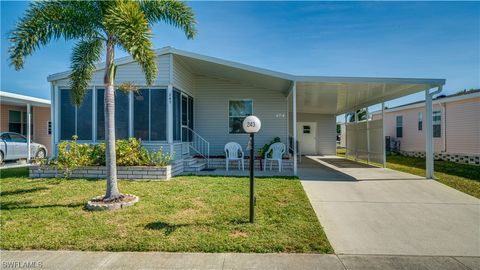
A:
[354, 110, 358, 160]
[292, 81, 298, 176]
[425, 89, 433, 179]
[128, 91, 134, 138]
[50, 83, 55, 156]
[366, 106, 370, 164]
[27, 103, 32, 162]
[381, 102, 386, 168]
[425, 86, 442, 179]
[344, 113, 348, 158]
[167, 85, 174, 155]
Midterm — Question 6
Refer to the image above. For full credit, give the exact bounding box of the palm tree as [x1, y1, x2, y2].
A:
[9, 0, 196, 201]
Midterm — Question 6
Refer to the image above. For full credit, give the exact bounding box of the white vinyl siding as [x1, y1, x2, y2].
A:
[54, 54, 171, 86]
[172, 56, 195, 94]
[194, 75, 287, 156]
[296, 113, 336, 155]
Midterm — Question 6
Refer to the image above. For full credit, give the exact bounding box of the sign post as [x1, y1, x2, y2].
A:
[243, 116, 261, 223]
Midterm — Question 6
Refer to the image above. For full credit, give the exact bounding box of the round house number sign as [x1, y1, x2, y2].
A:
[243, 116, 261, 133]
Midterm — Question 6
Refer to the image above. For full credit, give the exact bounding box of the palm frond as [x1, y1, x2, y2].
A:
[9, 0, 101, 70]
[70, 39, 103, 106]
[104, 1, 158, 86]
[140, 0, 197, 39]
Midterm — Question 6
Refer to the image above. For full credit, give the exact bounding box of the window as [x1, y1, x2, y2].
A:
[396, 115, 403, 138]
[173, 90, 181, 141]
[47, 121, 52, 135]
[59, 89, 92, 140]
[150, 89, 167, 141]
[1, 133, 11, 141]
[433, 110, 441, 138]
[8, 111, 22, 134]
[229, 100, 252, 134]
[8, 110, 32, 135]
[96, 89, 130, 140]
[10, 133, 27, 143]
[303, 125, 311, 134]
[133, 88, 167, 141]
[418, 112, 423, 131]
[77, 90, 92, 140]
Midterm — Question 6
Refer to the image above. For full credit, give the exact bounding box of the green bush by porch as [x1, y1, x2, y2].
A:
[0, 169, 332, 253]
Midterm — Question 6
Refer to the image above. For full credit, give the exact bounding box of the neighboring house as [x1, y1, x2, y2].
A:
[47, 46, 445, 175]
[0, 91, 52, 155]
[371, 90, 480, 165]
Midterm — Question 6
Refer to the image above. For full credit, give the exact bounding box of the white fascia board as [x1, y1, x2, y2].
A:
[294, 75, 445, 87]
[0, 91, 51, 106]
[379, 91, 480, 113]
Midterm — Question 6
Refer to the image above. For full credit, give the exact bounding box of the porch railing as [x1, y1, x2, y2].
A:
[182, 126, 210, 168]
[288, 136, 301, 162]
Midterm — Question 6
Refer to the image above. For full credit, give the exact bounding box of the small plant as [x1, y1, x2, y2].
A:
[54, 135, 94, 178]
[258, 137, 281, 158]
[145, 148, 173, 166]
[116, 138, 149, 166]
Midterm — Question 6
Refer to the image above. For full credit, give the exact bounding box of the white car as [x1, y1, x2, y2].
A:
[0, 132, 47, 163]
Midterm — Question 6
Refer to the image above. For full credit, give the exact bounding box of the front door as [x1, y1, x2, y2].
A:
[181, 94, 194, 142]
[297, 122, 317, 155]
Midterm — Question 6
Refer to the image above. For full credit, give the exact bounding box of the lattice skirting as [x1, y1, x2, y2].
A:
[399, 151, 480, 166]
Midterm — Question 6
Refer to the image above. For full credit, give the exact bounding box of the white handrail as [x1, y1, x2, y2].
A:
[182, 126, 210, 168]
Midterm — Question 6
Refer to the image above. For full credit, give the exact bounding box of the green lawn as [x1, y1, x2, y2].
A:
[386, 154, 480, 199]
[0, 168, 332, 253]
[336, 148, 480, 199]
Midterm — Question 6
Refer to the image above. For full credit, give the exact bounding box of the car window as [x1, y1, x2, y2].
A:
[9, 133, 27, 143]
[1, 134, 12, 142]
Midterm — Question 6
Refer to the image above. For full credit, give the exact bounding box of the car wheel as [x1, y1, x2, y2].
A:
[36, 149, 46, 159]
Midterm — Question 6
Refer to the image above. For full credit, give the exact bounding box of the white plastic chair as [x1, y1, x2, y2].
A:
[224, 142, 244, 171]
[264, 142, 286, 172]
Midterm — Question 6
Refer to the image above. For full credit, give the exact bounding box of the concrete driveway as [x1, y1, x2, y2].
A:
[300, 156, 480, 257]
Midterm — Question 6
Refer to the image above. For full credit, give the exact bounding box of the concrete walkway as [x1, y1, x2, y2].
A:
[300, 156, 480, 257]
[1, 251, 478, 270]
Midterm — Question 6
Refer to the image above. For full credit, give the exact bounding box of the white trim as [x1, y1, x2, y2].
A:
[0, 91, 50, 106]
[92, 87, 97, 143]
[379, 91, 480, 113]
[292, 81, 297, 176]
[47, 46, 445, 88]
[26, 103, 31, 161]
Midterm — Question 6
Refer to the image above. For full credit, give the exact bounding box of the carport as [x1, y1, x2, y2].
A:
[286, 76, 445, 179]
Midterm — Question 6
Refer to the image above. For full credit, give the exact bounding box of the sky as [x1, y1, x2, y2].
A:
[1, 1, 479, 115]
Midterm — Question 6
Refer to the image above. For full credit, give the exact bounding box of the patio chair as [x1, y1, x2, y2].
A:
[224, 142, 245, 171]
[264, 142, 286, 172]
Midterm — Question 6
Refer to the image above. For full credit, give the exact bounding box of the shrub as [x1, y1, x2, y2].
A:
[258, 137, 281, 158]
[53, 137, 171, 177]
[55, 135, 95, 177]
[115, 138, 149, 166]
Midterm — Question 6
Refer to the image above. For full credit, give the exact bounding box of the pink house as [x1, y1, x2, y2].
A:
[374, 89, 480, 165]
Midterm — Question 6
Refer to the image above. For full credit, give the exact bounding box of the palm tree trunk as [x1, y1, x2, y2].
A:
[104, 34, 121, 200]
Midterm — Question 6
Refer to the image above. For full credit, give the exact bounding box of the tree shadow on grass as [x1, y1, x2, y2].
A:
[0, 187, 49, 196]
[145, 218, 250, 236]
[0, 200, 83, 210]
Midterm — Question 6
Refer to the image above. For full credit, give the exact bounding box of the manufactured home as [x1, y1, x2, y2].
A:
[48, 47, 445, 176]
[371, 90, 480, 165]
[1, 91, 52, 156]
